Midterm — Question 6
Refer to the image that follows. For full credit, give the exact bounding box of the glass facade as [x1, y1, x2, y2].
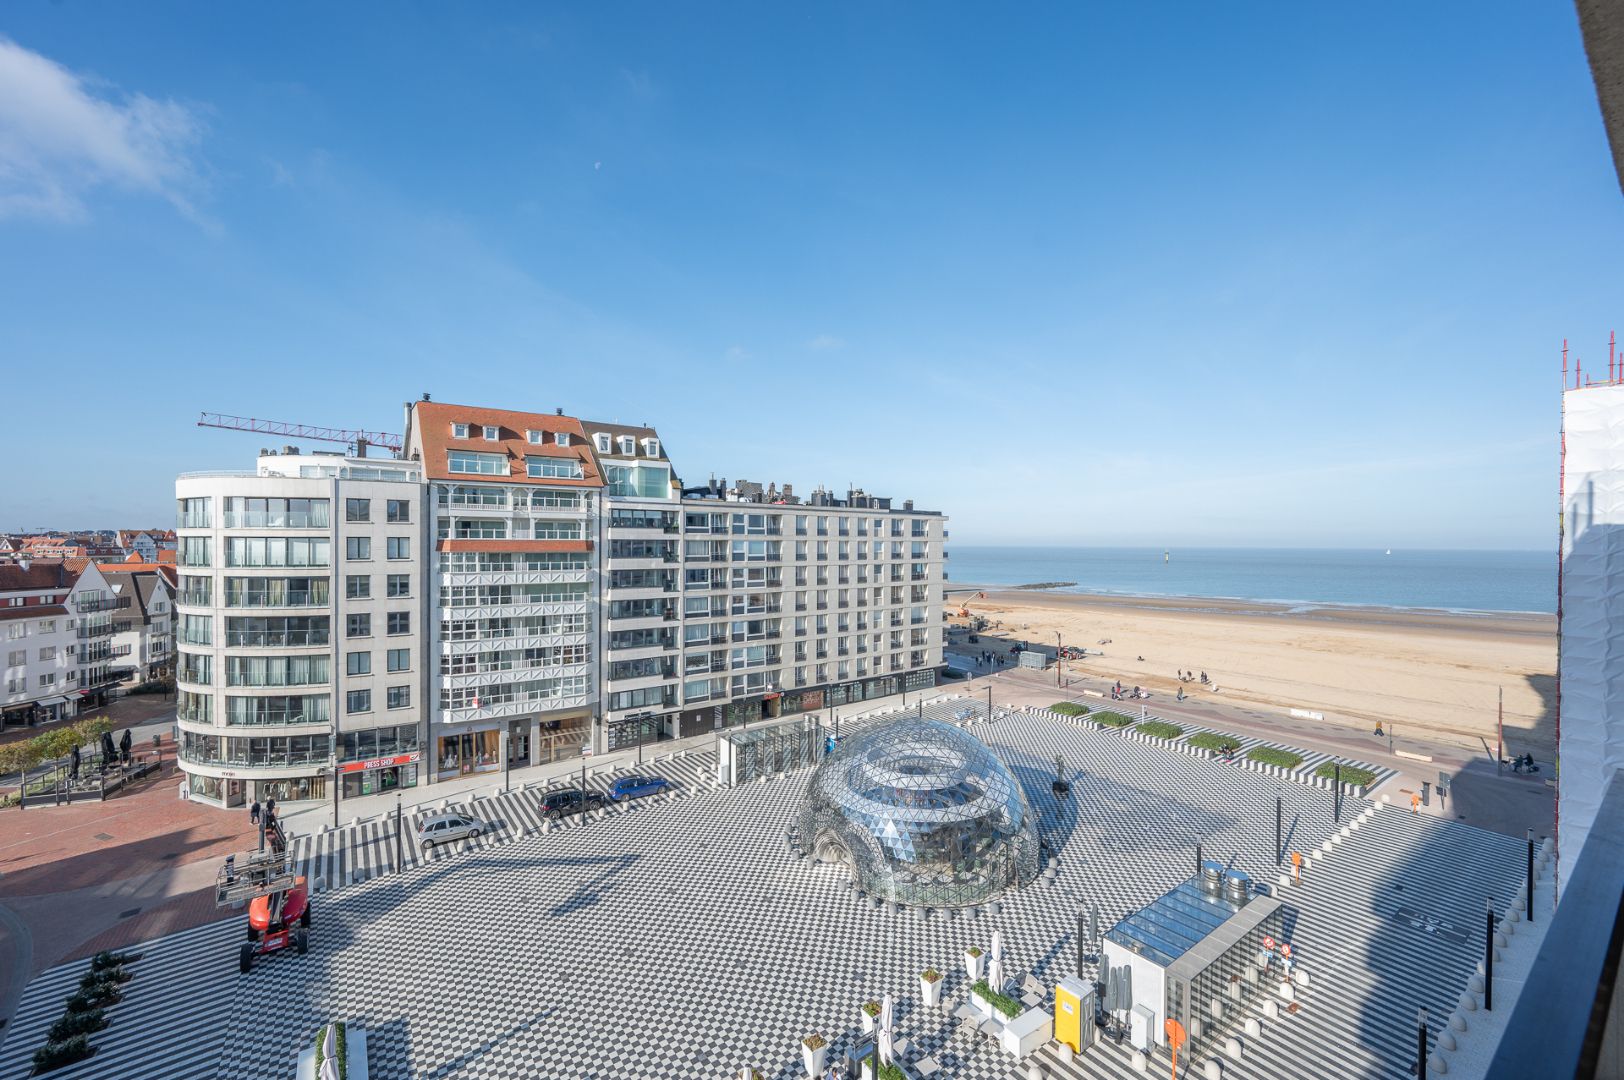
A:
[796, 717, 1039, 908]
[437, 730, 501, 776]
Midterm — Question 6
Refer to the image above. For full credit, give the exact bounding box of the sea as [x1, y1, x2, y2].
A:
[946, 546, 1555, 615]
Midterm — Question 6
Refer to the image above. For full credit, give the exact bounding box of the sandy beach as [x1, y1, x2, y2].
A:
[950, 588, 1557, 758]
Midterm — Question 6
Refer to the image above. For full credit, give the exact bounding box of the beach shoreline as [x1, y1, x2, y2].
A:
[948, 586, 1557, 757]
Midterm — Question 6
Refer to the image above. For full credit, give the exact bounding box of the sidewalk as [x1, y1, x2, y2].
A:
[274, 681, 976, 832]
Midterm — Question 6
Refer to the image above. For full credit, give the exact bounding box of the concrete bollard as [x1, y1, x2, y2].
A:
[1450, 1012, 1467, 1032]
[1294, 969, 1310, 988]
[1131, 1050, 1148, 1073]
[1438, 1031, 1456, 1052]
[1027, 1063, 1045, 1080]
[1244, 1018, 1261, 1038]
[1224, 1037, 1243, 1061]
[1468, 975, 1484, 994]
[1203, 1061, 1222, 1080]
[1429, 1052, 1448, 1075]
[1210, 998, 1225, 1020]
[1263, 1000, 1280, 1020]
[1459, 992, 1477, 1013]
[1278, 982, 1295, 1002]
[1278, 874, 1292, 889]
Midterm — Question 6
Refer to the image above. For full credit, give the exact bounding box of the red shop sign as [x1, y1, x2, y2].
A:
[339, 751, 421, 775]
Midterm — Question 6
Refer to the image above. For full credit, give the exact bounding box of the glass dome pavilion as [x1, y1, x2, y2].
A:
[796, 716, 1040, 907]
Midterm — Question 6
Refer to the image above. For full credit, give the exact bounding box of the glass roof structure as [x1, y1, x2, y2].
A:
[1104, 864, 1255, 968]
[795, 717, 1039, 907]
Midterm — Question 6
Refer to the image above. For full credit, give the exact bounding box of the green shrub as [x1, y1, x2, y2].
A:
[1092, 711, 1134, 728]
[64, 980, 121, 1011]
[32, 1036, 93, 1073]
[879, 1063, 907, 1080]
[47, 1009, 106, 1042]
[1051, 702, 1089, 716]
[1246, 747, 1305, 770]
[1186, 732, 1241, 753]
[90, 950, 141, 971]
[78, 969, 128, 992]
[1135, 721, 1183, 740]
[971, 979, 1025, 1018]
[1314, 761, 1377, 788]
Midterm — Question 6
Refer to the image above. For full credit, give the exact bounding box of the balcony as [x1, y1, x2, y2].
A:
[76, 623, 115, 640]
[75, 596, 127, 613]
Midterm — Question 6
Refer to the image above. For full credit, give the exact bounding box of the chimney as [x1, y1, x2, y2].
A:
[422, 392, 431, 401]
[904, 499, 914, 511]
[556, 407, 564, 415]
[355, 437, 369, 459]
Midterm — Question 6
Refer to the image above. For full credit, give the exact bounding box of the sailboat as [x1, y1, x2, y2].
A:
[1163, 550, 1169, 563]
[1384, 549, 1392, 556]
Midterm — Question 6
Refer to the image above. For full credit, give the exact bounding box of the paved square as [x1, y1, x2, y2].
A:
[0, 701, 1526, 1080]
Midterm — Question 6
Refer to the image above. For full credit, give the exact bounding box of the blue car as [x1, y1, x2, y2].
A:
[608, 775, 672, 801]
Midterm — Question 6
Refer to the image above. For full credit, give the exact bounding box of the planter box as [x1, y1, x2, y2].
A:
[801, 1041, 828, 1077]
[919, 974, 943, 1007]
[964, 950, 985, 982]
[860, 1007, 879, 1034]
[999, 1006, 1052, 1059]
[296, 1025, 368, 1080]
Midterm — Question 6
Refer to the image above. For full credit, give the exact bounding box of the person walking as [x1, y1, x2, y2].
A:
[250, 800, 262, 826]
[120, 728, 133, 765]
[1410, 792, 1421, 814]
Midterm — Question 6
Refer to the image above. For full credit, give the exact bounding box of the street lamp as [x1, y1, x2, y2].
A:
[1055, 631, 1063, 688]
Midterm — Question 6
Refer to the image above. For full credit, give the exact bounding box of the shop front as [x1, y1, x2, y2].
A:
[341, 750, 421, 798]
[436, 728, 502, 779]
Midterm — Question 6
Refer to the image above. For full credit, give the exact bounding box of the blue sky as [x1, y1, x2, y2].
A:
[1, 3, 1618, 548]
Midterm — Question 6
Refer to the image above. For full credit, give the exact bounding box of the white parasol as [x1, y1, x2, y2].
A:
[318, 1025, 339, 1080]
[988, 928, 1005, 992]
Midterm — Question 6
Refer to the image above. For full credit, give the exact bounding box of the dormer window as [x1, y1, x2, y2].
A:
[642, 437, 660, 457]
[452, 423, 470, 439]
[594, 433, 611, 453]
[618, 435, 636, 455]
[483, 425, 499, 441]
[527, 430, 543, 444]
[554, 432, 569, 447]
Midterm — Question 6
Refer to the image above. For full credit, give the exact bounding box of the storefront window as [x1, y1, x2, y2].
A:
[437, 730, 501, 776]
[190, 773, 223, 801]
[342, 762, 419, 798]
[258, 774, 326, 802]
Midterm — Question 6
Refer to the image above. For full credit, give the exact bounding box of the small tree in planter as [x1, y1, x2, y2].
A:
[919, 967, 943, 1007]
[860, 999, 881, 1033]
[964, 945, 985, 982]
[31, 1035, 94, 1074]
[801, 1033, 828, 1077]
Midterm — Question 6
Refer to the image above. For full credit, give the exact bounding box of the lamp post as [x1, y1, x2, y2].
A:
[985, 684, 992, 723]
[1055, 631, 1062, 688]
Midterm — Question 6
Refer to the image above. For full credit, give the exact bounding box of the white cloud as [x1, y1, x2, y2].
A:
[808, 334, 846, 350]
[0, 36, 207, 221]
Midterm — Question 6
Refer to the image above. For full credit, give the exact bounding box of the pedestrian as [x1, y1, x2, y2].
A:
[70, 743, 81, 781]
[120, 728, 133, 765]
[266, 796, 277, 821]
[250, 800, 261, 826]
[1410, 792, 1420, 814]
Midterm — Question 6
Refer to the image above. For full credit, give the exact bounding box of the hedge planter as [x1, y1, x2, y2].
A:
[860, 1000, 881, 1034]
[965, 946, 985, 982]
[801, 1034, 828, 1077]
[920, 968, 943, 1007]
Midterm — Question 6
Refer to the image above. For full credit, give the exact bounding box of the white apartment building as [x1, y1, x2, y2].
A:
[401, 400, 600, 785]
[103, 570, 174, 683]
[1, 561, 120, 726]
[173, 450, 426, 807]
[172, 398, 946, 806]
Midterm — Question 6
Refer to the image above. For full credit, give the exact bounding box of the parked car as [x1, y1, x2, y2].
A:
[417, 812, 484, 851]
[608, 775, 672, 801]
[540, 789, 606, 820]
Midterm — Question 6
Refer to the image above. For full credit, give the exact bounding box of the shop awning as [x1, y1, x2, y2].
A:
[38, 696, 68, 707]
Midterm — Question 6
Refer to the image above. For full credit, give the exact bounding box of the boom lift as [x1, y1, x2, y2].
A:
[215, 808, 311, 973]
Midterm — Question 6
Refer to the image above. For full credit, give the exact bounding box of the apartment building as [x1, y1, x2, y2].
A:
[1, 561, 121, 726]
[402, 401, 600, 785]
[173, 450, 427, 807]
[172, 397, 946, 806]
[101, 569, 174, 683]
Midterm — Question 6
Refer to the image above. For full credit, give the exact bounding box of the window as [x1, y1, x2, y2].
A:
[347, 614, 371, 638]
[346, 575, 371, 599]
[7, 623, 24, 641]
[387, 499, 410, 523]
[386, 574, 410, 598]
[594, 433, 611, 453]
[483, 425, 499, 440]
[38, 646, 55, 661]
[346, 498, 370, 522]
[180, 614, 213, 645]
[6, 650, 22, 667]
[448, 450, 505, 475]
[179, 536, 212, 567]
[452, 422, 469, 438]
[177, 496, 212, 529]
[346, 537, 371, 560]
[387, 648, 409, 672]
[554, 432, 570, 447]
[387, 612, 410, 636]
[225, 537, 330, 567]
[38, 672, 54, 688]
[37, 619, 54, 633]
[387, 537, 410, 560]
[347, 651, 371, 676]
[526, 457, 584, 479]
[387, 685, 411, 710]
[527, 429, 543, 444]
[347, 689, 371, 714]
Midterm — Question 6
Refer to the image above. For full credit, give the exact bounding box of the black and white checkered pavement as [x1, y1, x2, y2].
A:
[0, 700, 1515, 1080]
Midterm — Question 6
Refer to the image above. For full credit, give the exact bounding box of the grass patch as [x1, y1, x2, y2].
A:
[1091, 711, 1134, 728]
[1051, 702, 1089, 716]
[1135, 721, 1183, 740]
[1246, 746, 1305, 770]
[1314, 761, 1377, 788]
[1186, 732, 1241, 753]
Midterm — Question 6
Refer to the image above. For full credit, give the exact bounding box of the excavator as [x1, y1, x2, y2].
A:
[216, 806, 310, 973]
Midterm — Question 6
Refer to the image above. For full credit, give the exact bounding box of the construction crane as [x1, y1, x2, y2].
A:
[197, 412, 403, 455]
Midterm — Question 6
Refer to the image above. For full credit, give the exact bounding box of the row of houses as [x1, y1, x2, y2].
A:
[0, 529, 177, 565]
[0, 556, 176, 728]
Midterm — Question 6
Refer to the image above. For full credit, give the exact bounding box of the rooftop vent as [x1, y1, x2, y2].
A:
[1200, 860, 1225, 897]
[1224, 869, 1252, 907]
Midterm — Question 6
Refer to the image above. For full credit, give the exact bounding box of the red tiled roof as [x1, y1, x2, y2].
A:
[0, 562, 80, 591]
[409, 401, 603, 488]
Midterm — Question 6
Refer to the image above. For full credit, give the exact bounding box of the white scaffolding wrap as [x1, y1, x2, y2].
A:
[1559, 384, 1624, 890]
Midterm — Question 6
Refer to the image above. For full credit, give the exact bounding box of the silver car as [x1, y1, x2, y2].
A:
[417, 812, 484, 851]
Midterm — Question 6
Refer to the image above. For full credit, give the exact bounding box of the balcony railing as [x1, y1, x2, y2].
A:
[75, 596, 128, 613]
[77, 623, 115, 640]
